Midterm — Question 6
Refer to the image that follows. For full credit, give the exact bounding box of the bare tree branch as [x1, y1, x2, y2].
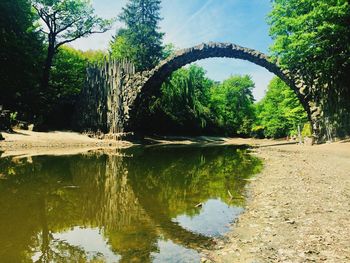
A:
[55, 28, 109, 49]
[39, 29, 49, 35]
[56, 20, 78, 34]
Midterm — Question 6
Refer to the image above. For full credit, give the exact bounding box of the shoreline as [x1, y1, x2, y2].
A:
[0, 130, 133, 158]
[203, 142, 350, 262]
[0, 129, 285, 158]
[1, 130, 349, 262]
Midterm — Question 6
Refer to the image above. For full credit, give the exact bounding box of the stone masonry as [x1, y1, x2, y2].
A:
[75, 42, 321, 139]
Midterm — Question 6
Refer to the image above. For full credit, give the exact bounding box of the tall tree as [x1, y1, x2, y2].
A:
[0, 0, 43, 115]
[110, 0, 164, 71]
[32, 0, 113, 92]
[254, 77, 308, 138]
[268, 0, 350, 136]
[46, 46, 89, 129]
[210, 75, 256, 136]
[141, 65, 213, 134]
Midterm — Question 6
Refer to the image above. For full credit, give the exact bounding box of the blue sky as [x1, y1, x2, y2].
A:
[71, 0, 275, 100]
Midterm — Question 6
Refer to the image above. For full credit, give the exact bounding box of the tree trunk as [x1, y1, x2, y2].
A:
[41, 34, 56, 91]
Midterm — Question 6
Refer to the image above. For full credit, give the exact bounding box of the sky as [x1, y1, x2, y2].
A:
[71, 0, 275, 101]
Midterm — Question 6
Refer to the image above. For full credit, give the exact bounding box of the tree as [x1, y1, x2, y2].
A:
[210, 75, 255, 136]
[254, 77, 308, 138]
[43, 46, 107, 129]
[0, 0, 43, 116]
[268, 0, 350, 136]
[32, 0, 113, 92]
[82, 49, 107, 64]
[109, 29, 137, 62]
[110, 0, 164, 71]
[46, 46, 88, 128]
[145, 65, 213, 134]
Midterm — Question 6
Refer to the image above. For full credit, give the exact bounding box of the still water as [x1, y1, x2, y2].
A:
[0, 145, 262, 262]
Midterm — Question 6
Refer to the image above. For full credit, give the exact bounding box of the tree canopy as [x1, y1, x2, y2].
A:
[254, 77, 308, 138]
[32, 0, 113, 49]
[268, 0, 350, 136]
[110, 0, 164, 71]
[0, 0, 43, 116]
[143, 66, 257, 136]
[210, 75, 255, 136]
[32, 0, 112, 93]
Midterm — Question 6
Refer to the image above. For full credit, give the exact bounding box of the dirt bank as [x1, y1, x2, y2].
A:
[0, 131, 279, 157]
[0, 130, 132, 158]
[203, 141, 350, 263]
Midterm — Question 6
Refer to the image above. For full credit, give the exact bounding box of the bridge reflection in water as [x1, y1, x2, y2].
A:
[0, 145, 262, 262]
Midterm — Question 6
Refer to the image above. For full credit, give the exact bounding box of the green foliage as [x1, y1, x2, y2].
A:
[144, 67, 256, 136]
[51, 47, 87, 99]
[302, 123, 313, 137]
[27, 0, 112, 127]
[254, 77, 308, 138]
[32, 0, 113, 117]
[146, 65, 213, 134]
[45, 46, 97, 129]
[110, 0, 164, 71]
[162, 43, 176, 59]
[0, 0, 44, 116]
[32, 0, 113, 49]
[82, 49, 107, 64]
[109, 29, 137, 62]
[0, 0, 112, 126]
[9, 112, 18, 125]
[268, 0, 350, 136]
[210, 75, 255, 136]
[251, 125, 265, 139]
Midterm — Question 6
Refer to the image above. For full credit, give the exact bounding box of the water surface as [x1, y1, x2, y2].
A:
[0, 145, 262, 262]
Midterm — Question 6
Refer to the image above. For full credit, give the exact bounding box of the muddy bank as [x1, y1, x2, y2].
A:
[0, 130, 132, 158]
[203, 142, 350, 263]
[0, 130, 282, 157]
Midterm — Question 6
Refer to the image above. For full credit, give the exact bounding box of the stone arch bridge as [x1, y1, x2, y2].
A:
[75, 42, 321, 139]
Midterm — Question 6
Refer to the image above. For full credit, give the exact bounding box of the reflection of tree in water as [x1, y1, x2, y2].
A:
[126, 146, 262, 216]
[0, 145, 262, 262]
[70, 154, 158, 262]
[124, 146, 262, 247]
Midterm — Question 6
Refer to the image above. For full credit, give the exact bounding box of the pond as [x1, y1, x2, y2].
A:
[0, 145, 262, 262]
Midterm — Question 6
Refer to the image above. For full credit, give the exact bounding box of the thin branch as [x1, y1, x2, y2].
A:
[32, 4, 51, 31]
[55, 28, 109, 49]
[56, 20, 78, 34]
[39, 28, 49, 35]
[53, 12, 57, 33]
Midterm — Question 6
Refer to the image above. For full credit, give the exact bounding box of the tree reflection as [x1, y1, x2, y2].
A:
[0, 145, 262, 262]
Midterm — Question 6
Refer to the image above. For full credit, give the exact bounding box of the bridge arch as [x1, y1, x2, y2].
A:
[123, 42, 314, 135]
[132, 42, 308, 109]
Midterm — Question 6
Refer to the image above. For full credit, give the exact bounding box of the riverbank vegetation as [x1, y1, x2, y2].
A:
[0, 0, 349, 138]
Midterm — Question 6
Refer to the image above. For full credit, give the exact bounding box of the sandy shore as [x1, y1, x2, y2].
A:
[0, 130, 279, 157]
[203, 141, 350, 263]
[0, 129, 132, 158]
